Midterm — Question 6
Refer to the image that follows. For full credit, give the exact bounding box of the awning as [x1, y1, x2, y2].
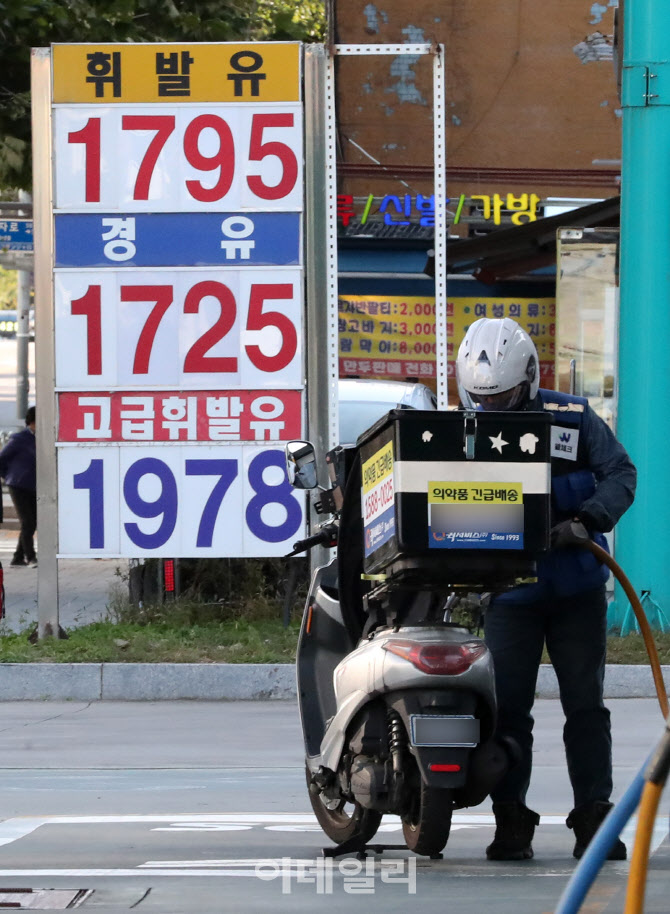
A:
[427, 196, 620, 284]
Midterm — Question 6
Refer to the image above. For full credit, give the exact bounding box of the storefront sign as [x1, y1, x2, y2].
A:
[339, 295, 555, 395]
[337, 192, 541, 231]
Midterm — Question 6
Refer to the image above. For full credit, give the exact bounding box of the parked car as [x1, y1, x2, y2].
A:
[0, 309, 35, 340]
[338, 378, 438, 445]
[0, 311, 18, 337]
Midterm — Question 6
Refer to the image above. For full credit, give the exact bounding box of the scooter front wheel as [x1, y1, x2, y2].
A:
[306, 766, 382, 849]
[402, 781, 453, 857]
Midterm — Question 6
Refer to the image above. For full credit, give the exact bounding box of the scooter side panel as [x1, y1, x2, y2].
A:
[297, 558, 356, 760]
[319, 688, 372, 772]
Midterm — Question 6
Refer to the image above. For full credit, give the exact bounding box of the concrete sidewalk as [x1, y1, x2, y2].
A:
[0, 528, 666, 702]
[0, 530, 124, 633]
[0, 661, 668, 701]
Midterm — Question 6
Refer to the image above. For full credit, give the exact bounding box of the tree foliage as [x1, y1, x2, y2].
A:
[0, 0, 325, 189]
[0, 267, 17, 308]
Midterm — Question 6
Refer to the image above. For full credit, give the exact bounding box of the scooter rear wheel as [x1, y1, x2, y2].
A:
[402, 782, 453, 857]
[306, 766, 382, 848]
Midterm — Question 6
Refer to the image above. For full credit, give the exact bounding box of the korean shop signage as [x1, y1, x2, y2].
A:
[336, 192, 542, 238]
[338, 295, 556, 391]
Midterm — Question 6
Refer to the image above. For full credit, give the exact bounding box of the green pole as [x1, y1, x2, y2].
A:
[616, 0, 670, 626]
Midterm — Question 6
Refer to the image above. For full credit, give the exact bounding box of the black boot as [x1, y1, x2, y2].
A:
[486, 801, 541, 860]
[566, 801, 627, 860]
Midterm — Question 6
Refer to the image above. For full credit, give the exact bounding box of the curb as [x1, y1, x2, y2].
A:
[0, 663, 296, 701]
[0, 663, 667, 701]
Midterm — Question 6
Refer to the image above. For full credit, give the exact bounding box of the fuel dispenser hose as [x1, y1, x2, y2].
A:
[583, 540, 668, 717]
[553, 542, 670, 914]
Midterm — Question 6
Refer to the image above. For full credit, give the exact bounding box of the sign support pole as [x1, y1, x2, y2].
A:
[31, 48, 60, 637]
[616, 2, 670, 622]
[16, 190, 32, 424]
[432, 46, 448, 410]
[304, 45, 336, 573]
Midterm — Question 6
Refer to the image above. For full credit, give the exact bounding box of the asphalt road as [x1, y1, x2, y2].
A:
[0, 699, 667, 912]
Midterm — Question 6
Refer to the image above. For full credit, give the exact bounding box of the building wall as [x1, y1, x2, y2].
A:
[334, 0, 621, 201]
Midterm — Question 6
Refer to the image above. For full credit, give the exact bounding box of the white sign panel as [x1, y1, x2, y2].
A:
[54, 105, 303, 212]
[58, 444, 302, 558]
[54, 269, 303, 389]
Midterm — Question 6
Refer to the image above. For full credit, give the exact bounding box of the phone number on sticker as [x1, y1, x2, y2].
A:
[363, 477, 394, 524]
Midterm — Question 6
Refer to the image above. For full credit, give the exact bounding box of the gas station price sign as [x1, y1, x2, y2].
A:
[51, 42, 305, 558]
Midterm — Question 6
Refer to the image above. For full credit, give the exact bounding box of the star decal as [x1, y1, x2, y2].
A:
[489, 431, 509, 454]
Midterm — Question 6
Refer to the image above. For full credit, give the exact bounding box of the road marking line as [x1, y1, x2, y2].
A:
[0, 813, 663, 852]
[0, 868, 587, 879]
[0, 811, 521, 847]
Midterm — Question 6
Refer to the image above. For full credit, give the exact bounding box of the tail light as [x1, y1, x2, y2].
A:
[383, 639, 487, 675]
[163, 559, 175, 593]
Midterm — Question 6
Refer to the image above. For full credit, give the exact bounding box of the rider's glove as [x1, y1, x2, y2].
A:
[550, 518, 589, 549]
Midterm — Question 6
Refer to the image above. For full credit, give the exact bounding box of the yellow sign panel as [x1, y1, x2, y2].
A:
[52, 43, 301, 104]
[338, 294, 556, 393]
[428, 482, 523, 504]
[362, 441, 394, 495]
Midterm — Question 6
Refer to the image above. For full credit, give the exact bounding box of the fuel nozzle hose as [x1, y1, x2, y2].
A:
[553, 542, 670, 914]
[582, 539, 668, 718]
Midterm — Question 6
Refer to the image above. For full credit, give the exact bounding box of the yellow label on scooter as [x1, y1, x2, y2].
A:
[362, 441, 396, 558]
[428, 482, 525, 550]
[428, 482, 523, 504]
[362, 441, 394, 494]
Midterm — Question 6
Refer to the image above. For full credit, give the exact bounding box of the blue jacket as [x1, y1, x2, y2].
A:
[0, 428, 36, 492]
[493, 390, 636, 602]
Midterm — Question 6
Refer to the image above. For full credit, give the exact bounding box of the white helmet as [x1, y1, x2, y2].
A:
[456, 318, 539, 410]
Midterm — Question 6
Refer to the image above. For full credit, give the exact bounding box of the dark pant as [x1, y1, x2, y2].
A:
[484, 585, 611, 808]
[8, 486, 37, 563]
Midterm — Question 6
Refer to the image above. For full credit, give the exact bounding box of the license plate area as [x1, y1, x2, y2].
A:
[410, 714, 479, 747]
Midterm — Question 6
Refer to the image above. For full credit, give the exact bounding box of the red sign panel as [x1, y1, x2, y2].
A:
[58, 390, 302, 443]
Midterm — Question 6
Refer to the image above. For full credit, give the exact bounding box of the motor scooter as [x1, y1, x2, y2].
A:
[286, 407, 552, 857]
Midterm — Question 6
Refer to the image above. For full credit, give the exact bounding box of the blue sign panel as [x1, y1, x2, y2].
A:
[55, 213, 301, 268]
[0, 219, 33, 252]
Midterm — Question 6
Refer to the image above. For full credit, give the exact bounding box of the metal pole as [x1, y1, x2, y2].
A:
[174, 557, 181, 599]
[306, 43, 441, 575]
[304, 45, 335, 574]
[16, 190, 32, 424]
[31, 49, 60, 638]
[616, 2, 670, 616]
[432, 45, 448, 410]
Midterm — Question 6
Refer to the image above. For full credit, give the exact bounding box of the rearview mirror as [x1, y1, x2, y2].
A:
[285, 440, 318, 489]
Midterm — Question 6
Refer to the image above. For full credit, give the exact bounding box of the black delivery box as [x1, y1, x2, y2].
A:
[356, 409, 553, 589]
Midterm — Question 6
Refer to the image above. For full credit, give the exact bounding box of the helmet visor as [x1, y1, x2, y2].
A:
[469, 383, 527, 411]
